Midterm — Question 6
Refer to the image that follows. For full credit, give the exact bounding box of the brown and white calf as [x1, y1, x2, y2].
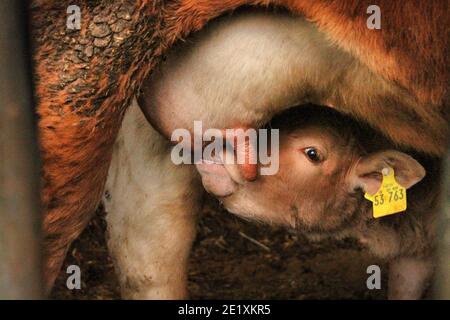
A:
[197, 106, 440, 300]
[105, 100, 439, 300]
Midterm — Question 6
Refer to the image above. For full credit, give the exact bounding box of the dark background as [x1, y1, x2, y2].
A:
[49, 196, 409, 300]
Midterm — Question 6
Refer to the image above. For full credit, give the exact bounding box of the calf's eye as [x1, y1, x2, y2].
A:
[303, 147, 322, 163]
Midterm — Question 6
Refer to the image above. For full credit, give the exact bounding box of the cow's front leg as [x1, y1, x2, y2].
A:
[104, 101, 203, 299]
[388, 256, 433, 300]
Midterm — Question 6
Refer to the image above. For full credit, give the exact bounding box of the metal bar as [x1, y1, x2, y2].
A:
[0, 1, 43, 299]
[435, 146, 450, 299]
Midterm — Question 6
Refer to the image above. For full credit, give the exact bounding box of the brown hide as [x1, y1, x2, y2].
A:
[30, 0, 449, 289]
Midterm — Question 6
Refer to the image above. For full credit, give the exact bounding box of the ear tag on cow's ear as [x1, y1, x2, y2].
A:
[364, 167, 407, 218]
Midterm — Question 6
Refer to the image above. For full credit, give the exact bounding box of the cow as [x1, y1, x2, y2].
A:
[103, 9, 442, 300]
[29, 1, 449, 293]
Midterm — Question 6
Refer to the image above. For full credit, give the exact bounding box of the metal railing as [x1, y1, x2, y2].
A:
[435, 147, 450, 299]
[0, 0, 43, 299]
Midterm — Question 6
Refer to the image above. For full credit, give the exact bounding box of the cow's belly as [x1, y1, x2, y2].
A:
[138, 10, 414, 142]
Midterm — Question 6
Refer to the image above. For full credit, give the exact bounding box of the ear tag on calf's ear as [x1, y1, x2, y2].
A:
[364, 167, 407, 218]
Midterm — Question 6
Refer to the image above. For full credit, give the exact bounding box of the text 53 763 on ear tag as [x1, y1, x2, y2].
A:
[364, 167, 407, 218]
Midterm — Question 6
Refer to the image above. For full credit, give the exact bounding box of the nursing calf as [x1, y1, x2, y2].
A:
[104, 102, 439, 299]
[198, 105, 439, 300]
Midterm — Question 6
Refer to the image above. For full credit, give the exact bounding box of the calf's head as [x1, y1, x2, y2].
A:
[196, 107, 426, 233]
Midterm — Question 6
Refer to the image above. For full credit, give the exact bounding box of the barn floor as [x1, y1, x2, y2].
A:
[51, 197, 391, 300]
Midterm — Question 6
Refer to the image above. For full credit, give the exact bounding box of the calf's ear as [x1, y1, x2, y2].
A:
[349, 150, 426, 195]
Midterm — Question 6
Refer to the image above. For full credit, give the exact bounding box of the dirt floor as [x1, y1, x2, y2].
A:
[51, 197, 392, 300]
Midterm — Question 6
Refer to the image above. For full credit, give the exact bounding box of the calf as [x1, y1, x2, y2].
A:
[105, 101, 439, 299]
[197, 105, 440, 299]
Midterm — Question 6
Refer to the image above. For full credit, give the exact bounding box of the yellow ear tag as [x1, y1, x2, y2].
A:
[364, 167, 407, 218]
